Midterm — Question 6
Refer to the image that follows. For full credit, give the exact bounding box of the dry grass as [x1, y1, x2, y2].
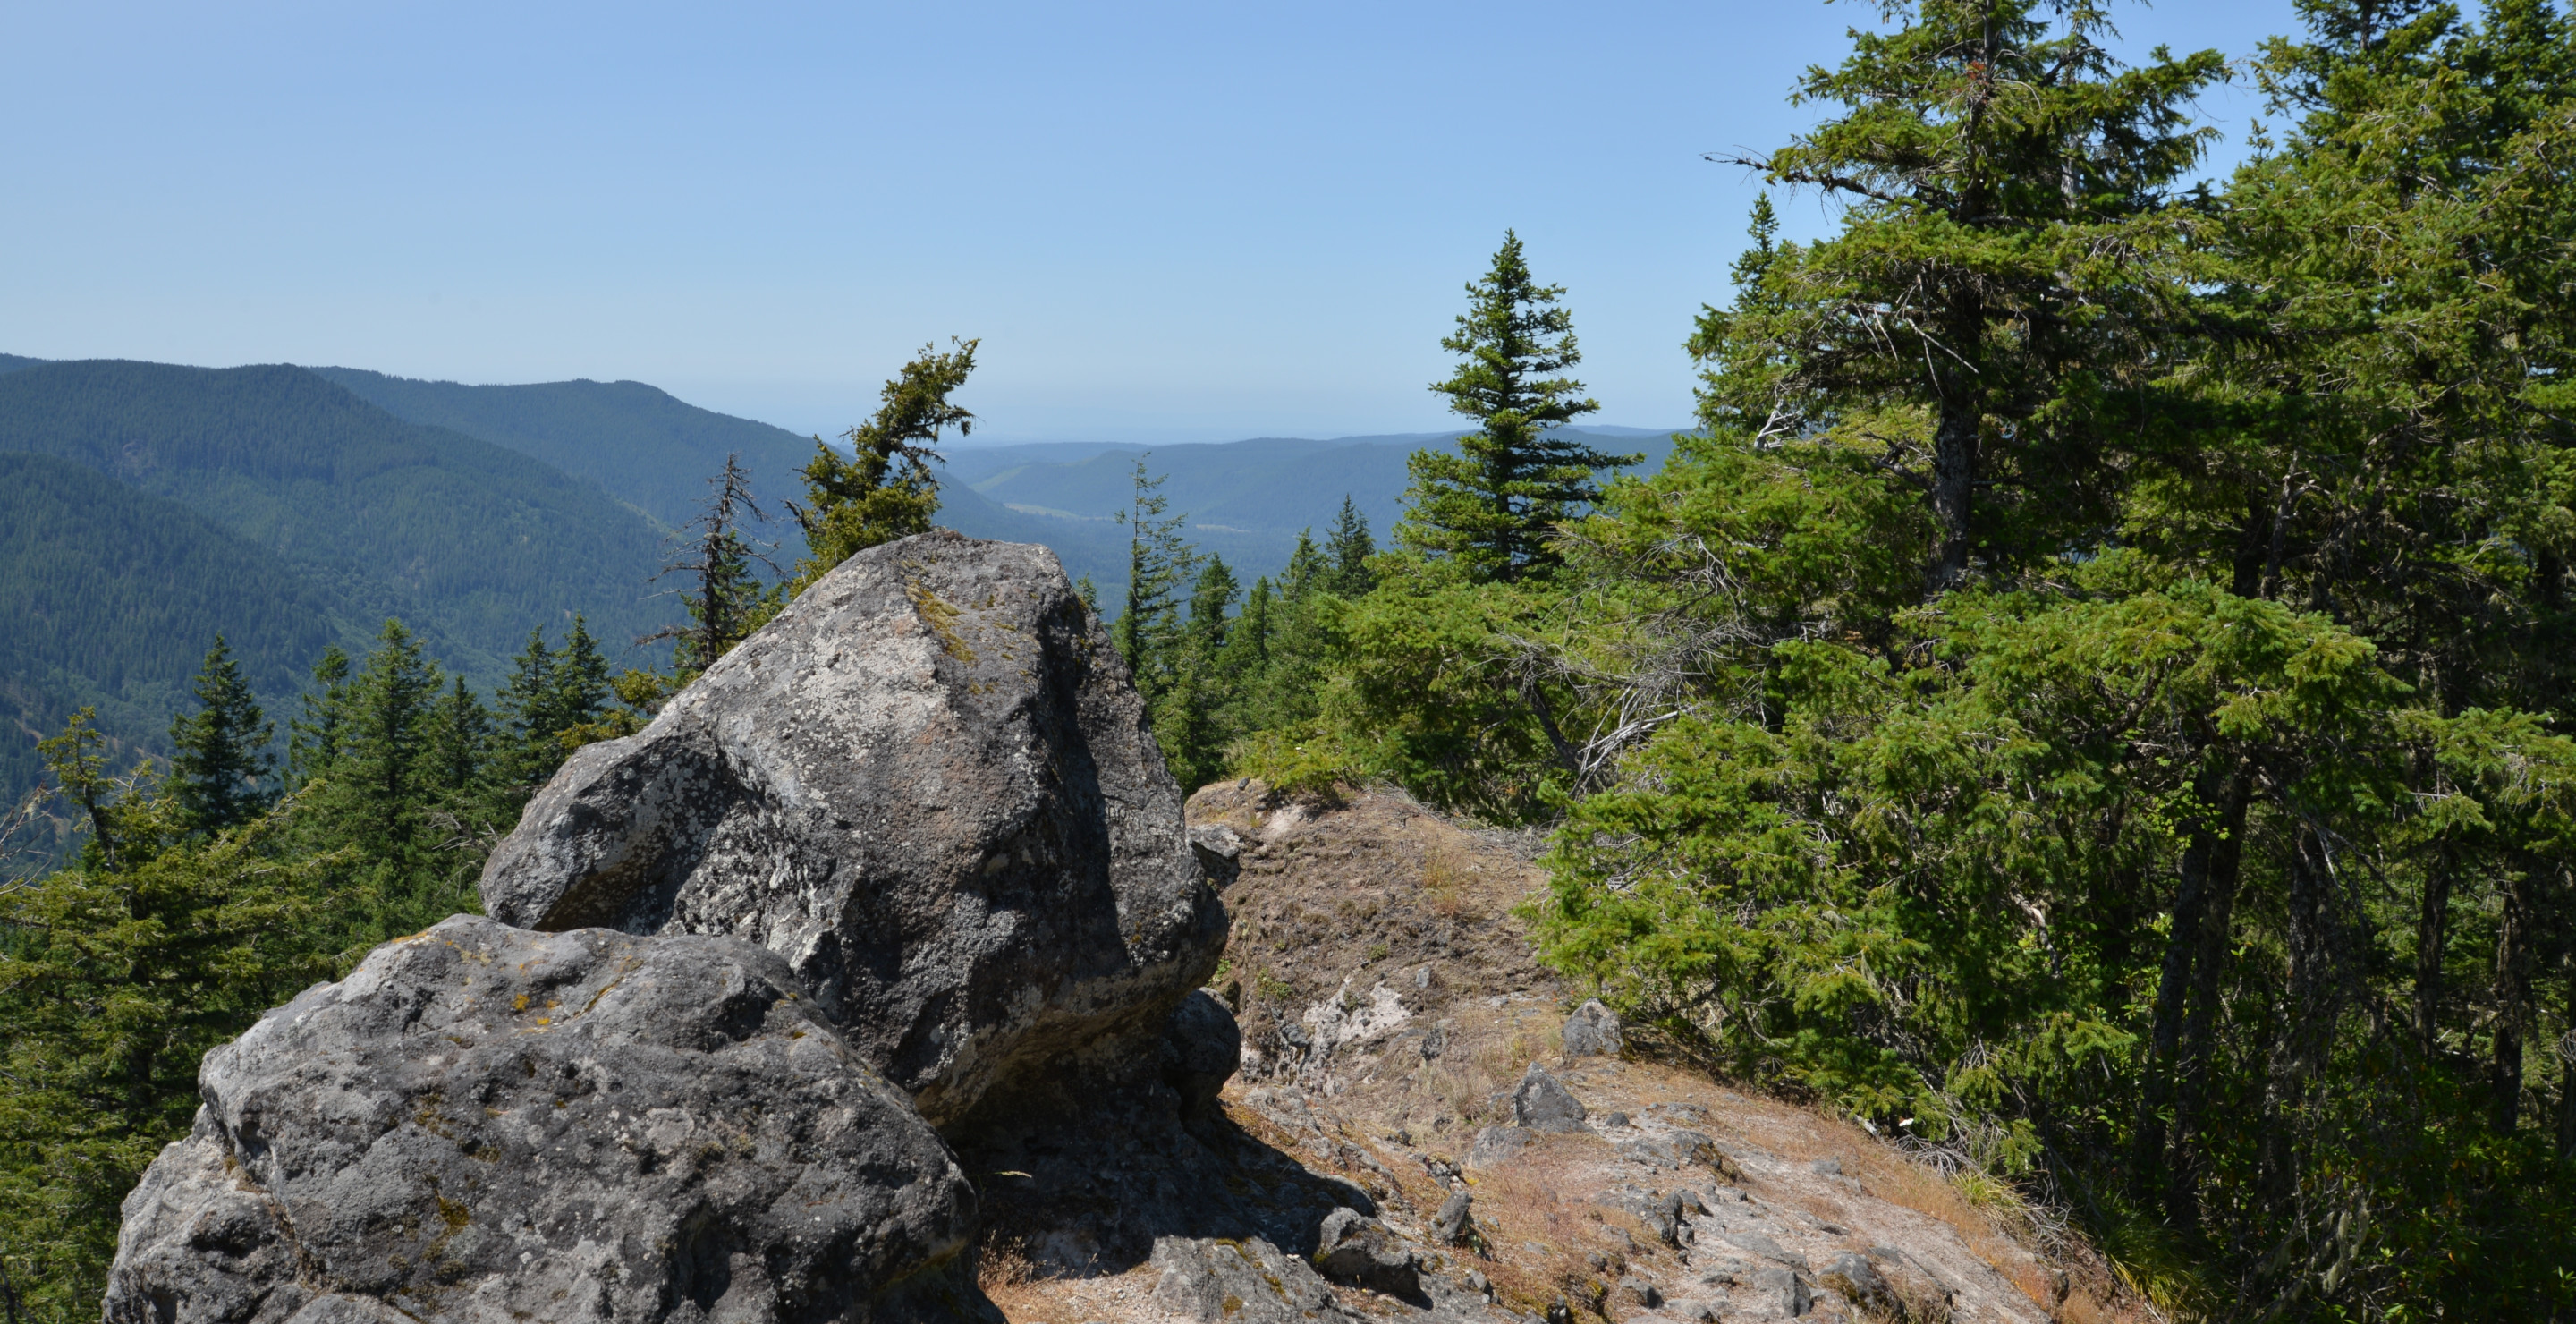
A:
[1461, 1140, 1664, 1320]
[974, 1235, 1066, 1323]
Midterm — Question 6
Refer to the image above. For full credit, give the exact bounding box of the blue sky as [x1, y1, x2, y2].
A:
[4, 1, 2294, 443]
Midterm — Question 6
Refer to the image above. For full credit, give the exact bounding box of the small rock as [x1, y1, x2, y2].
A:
[1603, 1110, 1631, 1128]
[1163, 989, 1241, 1116]
[1749, 1265, 1814, 1317]
[1468, 1125, 1537, 1169]
[1691, 1256, 1749, 1286]
[1314, 1208, 1419, 1296]
[1462, 1269, 1490, 1296]
[1670, 1300, 1721, 1323]
[1152, 1236, 1343, 1323]
[1620, 1275, 1664, 1307]
[1818, 1252, 1900, 1317]
[1562, 998, 1625, 1058]
[1434, 1190, 1476, 1244]
[1512, 1064, 1588, 1133]
[1809, 1158, 1843, 1176]
[1421, 1026, 1448, 1060]
[1190, 822, 1247, 885]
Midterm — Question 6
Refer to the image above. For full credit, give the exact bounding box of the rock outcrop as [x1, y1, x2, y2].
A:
[105, 917, 975, 1324]
[479, 530, 1227, 1125]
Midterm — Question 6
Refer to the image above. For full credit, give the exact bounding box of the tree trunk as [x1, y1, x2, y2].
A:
[2260, 826, 2334, 1203]
[2417, 850, 2453, 1065]
[1928, 293, 1984, 594]
[2134, 762, 2233, 1204]
[2492, 862, 2534, 1133]
[1929, 395, 1979, 593]
[2171, 774, 2249, 1232]
[2559, 940, 2576, 1162]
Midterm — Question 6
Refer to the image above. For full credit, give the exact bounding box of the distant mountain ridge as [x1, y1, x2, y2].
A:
[0, 359, 684, 810]
[0, 348, 1685, 812]
[310, 367, 817, 537]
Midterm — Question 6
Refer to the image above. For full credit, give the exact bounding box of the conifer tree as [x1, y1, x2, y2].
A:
[791, 339, 979, 590]
[338, 620, 441, 849]
[1186, 556, 1239, 656]
[496, 628, 559, 785]
[422, 678, 492, 797]
[651, 457, 782, 676]
[1, 714, 332, 1321]
[286, 647, 352, 788]
[1402, 232, 1636, 582]
[166, 635, 274, 836]
[1699, 0, 2224, 591]
[1323, 496, 1377, 597]
[1112, 458, 1199, 701]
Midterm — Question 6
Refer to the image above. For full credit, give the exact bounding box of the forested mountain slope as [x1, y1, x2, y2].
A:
[0, 454, 356, 811]
[310, 366, 815, 535]
[0, 361, 676, 675]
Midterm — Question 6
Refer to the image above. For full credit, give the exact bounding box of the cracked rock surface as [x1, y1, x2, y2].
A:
[104, 916, 975, 1324]
[479, 530, 1226, 1125]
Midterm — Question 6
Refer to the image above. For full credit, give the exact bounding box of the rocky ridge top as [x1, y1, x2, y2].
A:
[104, 533, 2142, 1324]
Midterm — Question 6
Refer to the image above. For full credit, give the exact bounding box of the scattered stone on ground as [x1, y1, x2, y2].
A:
[1562, 999, 1624, 1060]
[986, 779, 2153, 1324]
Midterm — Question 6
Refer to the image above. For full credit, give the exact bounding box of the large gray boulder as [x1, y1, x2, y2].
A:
[479, 531, 1227, 1125]
[104, 916, 975, 1324]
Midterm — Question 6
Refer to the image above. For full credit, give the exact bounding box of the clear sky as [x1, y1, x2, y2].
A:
[4, 0, 2295, 444]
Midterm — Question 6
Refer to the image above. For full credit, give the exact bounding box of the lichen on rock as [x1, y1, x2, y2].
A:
[105, 916, 975, 1324]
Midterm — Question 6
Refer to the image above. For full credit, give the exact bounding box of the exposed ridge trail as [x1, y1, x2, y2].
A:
[979, 783, 2145, 1324]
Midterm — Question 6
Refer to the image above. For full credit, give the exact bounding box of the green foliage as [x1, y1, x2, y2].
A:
[1699, 0, 2225, 590]
[0, 361, 677, 675]
[166, 636, 275, 836]
[652, 456, 785, 677]
[792, 339, 978, 590]
[0, 723, 342, 1322]
[1112, 458, 1200, 700]
[1402, 232, 1637, 582]
[0, 453, 346, 819]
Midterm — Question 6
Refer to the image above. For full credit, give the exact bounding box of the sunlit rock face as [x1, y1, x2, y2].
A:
[479, 530, 1226, 1126]
[103, 916, 976, 1324]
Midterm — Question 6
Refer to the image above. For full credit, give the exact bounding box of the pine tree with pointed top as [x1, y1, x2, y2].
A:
[1402, 232, 1637, 582]
[1695, 0, 2225, 591]
[1112, 457, 1199, 702]
[1323, 496, 1377, 597]
[167, 635, 275, 836]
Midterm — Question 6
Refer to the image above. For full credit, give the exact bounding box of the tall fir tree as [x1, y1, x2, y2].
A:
[1112, 457, 1199, 702]
[650, 457, 782, 676]
[422, 678, 492, 798]
[1402, 232, 1636, 582]
[1323, 496, 1377, 597]
[286, 646, 352, 788]
[166, 635, 274, 836]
